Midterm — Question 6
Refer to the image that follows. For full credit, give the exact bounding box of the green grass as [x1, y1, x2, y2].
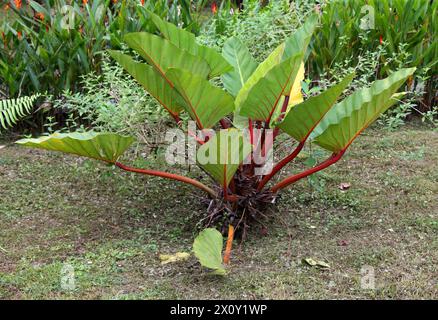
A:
[0, 124, 437, 299]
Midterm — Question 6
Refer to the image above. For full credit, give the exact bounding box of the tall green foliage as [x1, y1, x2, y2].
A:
[0, 0, 206, 97]
[309, 0, 436, 109]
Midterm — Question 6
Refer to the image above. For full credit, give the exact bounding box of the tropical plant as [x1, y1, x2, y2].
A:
[16, 13, 415, 268]
[309, 0, 437, 110]
[0, 93, 40, 132]
[0, 0, 205, 97]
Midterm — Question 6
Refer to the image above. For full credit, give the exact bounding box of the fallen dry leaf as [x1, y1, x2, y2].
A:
[302, 258, 330, 270]
[338, 182, 351, 191]
[159, 252, 190, 265]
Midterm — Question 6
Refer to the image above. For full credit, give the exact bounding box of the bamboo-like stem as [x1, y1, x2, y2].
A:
[271, 150, 346, 193]
[115, 162, 217, 198]
[257, 141, 305, 191]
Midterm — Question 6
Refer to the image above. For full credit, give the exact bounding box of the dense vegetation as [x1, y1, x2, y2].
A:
[0, 0, 436, 132]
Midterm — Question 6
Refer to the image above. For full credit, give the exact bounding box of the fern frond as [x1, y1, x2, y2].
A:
[0, 94, 40, 131]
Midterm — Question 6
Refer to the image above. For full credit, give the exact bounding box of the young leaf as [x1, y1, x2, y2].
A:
[287, 62, 305, 110]
[197, 129, 252, 187]
[16, 132, 135, 163]
[123, 32, 210, 79]
[234, 13, 318, 111]
[221, 37, 258, 97]
[267, 62, 306, 127]
[239, 53, 304, 122]
[277, 73, 355, 142]
[235, 42, 285, 109]
[193, 228, 226, 275]
[311, 68, 416, 152]
[166, 68, 235, 129]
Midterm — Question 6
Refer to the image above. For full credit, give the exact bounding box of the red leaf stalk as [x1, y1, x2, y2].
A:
[115, 162, 217, 198]
[271, 149, 346, 193]
[257, 141, 305, 191]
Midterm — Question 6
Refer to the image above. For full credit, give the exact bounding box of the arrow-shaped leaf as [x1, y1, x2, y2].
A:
[197, 129, 252, 187]
[235, 42, 285, 109]
[123, 32, 210, 79]
[277, 73, 354, 142]
[16, 132, 135, 163]
[166, 68, 235, 129]
[239, 53, 303, 122]
[221, 37, 258, 97]
[311, 68, 416, 152]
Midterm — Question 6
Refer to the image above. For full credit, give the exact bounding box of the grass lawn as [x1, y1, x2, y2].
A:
[0, 124, 437, 299]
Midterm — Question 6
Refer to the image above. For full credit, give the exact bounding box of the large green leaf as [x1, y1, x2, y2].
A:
[109, 50, 184, 116]
[193, 228, 226, 275]
[166, 68, 235, 129]
[282, 14, 319, 61]
[221, 37, 258, 97]
[16, 132, 135, 163]
[123, 32, 210, 79]
[277, 73, 354, 142]
[311, 68, 416, 152]
[232, 43, 286, 128]
[197, 129, 252, 187]
[197, 45, 234, 79]
[239, 53, 304, 122]
[234, 13, 318, 111]
[235, 42, 285, 109]
[147, 9, 197, 53]
[146, 10, 232, 78]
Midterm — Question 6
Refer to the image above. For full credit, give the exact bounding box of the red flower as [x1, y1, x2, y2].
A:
[211, 2, 217, 14]
[82, 0, 88, 5]
[17, 31, 22, 40]
[379, 35, 383, 45]
[140, 0, 145, 5]
[35, 12, 45, 21]
[14, 0, 22, 9]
